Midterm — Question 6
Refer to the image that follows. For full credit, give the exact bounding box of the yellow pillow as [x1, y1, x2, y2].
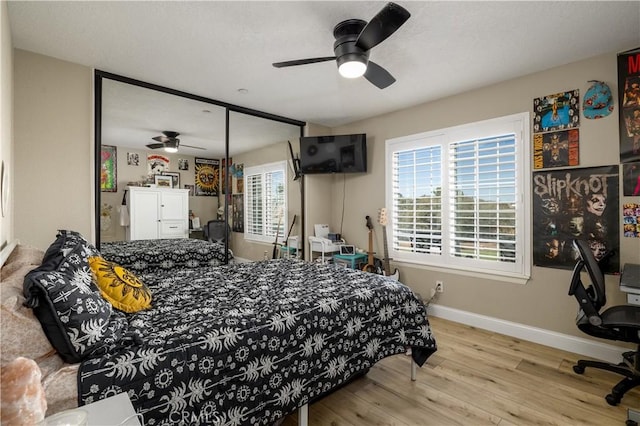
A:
[88, 257, 152, 313]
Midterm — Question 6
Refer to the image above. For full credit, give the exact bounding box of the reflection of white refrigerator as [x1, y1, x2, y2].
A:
[126, 186, 189, 240]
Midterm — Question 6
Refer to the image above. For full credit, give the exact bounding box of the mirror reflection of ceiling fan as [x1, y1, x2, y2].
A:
[145, 131, 206, 153]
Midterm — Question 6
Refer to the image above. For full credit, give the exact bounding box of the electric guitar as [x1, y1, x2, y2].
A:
[362, 216, 378, 273]
[378, 208, 400, 281]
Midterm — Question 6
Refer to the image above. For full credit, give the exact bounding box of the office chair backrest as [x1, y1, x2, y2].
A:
[568, 239, 606, 326]
[204, 220, 230, 244]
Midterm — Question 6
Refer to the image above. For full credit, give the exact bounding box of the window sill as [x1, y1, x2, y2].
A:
[394, 259, 531, 285]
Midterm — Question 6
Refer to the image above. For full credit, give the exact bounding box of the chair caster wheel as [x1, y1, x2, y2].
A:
[605, 393, 620, 406]
[573, 365, 585, 374]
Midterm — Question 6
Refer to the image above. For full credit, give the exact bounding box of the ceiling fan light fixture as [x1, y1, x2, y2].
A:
[163, 138, 179, 153]
[338, 59, 367, 78]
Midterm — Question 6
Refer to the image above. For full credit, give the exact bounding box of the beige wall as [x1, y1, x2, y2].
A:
[100, 148, 218, 242]
[231, 141, 302, 260]
[327, 51, 640, 341]
[1, 2, 13, 248]
[14, 50, 94, 250]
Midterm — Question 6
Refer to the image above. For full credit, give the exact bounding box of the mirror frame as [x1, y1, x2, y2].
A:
[94, 70, 305, 263]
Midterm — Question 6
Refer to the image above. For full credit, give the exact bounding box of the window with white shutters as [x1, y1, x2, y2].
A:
[386, 113, 531, 280]
[244, 161, 287, 243]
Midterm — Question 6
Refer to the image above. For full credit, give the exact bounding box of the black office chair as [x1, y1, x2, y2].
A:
[203, 220, 230, 244]
[568, 239, 640, 406]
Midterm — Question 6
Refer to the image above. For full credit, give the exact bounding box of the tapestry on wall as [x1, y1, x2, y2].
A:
[100, 145, 117, 192]
[618, 47, 640, 163]
[532, 165, 619, 274]
[232, 194, 244, 233]
[533, 129, 580, 170]
[194, 157, 219, 196]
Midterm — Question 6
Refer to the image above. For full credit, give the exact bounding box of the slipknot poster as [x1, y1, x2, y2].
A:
[532, 165, 619, 273]
[618, 48, 640, 163]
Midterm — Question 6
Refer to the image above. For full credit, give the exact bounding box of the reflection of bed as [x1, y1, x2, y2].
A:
[99, 238, 233, 274]
[2, 233, 436, 424]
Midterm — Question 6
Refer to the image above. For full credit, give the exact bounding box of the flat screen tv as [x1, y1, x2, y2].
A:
[299, 134, 367, 174]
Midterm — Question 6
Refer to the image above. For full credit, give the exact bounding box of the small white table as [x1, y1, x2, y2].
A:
[84, 393, 141, 425]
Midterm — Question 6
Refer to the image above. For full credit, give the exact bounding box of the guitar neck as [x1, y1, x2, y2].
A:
[382, 225, 391, 274]
[367, 229, 374, 264]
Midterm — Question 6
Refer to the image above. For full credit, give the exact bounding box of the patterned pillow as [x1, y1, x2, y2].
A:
[88, 257, 152, 313]
[23, 232, 127, 364]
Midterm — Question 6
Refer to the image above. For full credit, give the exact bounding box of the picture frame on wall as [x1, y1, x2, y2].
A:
[154, 174, 173, 188]
[100, 145, 117, 192]
[162, 171, 180, 189]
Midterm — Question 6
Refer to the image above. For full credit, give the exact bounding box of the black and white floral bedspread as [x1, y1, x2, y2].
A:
[78, 259, 437, 425]
[99, 238, 232, 274]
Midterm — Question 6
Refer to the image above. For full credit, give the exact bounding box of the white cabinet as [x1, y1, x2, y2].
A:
[126, 186, 189, 240]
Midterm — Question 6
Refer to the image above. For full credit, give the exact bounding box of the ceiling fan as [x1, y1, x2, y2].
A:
[146, 131, 205, 153]
[272, 2, 410, 89]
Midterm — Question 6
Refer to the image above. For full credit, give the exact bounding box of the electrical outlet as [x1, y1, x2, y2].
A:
[435, 281, 444, 293]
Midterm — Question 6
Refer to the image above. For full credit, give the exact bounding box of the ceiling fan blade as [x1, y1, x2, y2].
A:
[355, 2, 410, 51]
[152, 135, 170, 143]
[364, 60, 396, 89]
[181, 144, 206, 150]
[146, 143, 165, 150]
[273, 57, 336, 68]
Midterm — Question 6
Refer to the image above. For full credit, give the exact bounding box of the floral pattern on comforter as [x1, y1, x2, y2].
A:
[99, 238, 232, 274]
[78, 259, 436, 425]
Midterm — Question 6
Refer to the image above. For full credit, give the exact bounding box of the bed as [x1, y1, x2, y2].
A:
[99, 238, 233, 274]
[4, 231, 437, 424]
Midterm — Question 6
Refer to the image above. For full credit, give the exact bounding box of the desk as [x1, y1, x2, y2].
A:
[332, 253, 368, 269]
[620, 263, 640, 306]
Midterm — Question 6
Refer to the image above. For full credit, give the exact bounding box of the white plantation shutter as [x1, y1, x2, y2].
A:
[386, 113, 530, 280]
[244, 162, 287, 243]
[392, 145, 443, 255]
[245, 174, 263, 236]
[449, 135, 517, 264]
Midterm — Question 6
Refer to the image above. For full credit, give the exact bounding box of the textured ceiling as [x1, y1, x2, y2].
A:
[7, 1, 640, 156]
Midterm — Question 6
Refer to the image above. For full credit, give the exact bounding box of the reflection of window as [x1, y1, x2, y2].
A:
[244, 161, 287, 243]
[385, 113, 531, 280]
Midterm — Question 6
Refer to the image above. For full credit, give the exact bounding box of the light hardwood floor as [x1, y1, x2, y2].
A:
[283, 316, 639, 425]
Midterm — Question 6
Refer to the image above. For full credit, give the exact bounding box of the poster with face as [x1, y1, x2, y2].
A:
[532, 165, 619, 273]
[147, 154, 169, 176]
[194, 158, 219, 196]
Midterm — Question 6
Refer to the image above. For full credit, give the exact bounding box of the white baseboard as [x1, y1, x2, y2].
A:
[233, 257, 252, 263]
[427, 304, 628, 364]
